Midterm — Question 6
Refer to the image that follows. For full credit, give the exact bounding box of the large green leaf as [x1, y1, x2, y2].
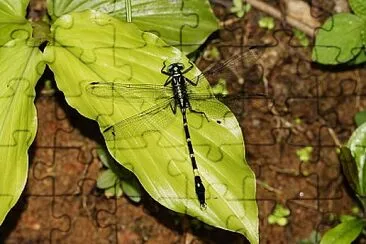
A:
[0, 0, 31, 45]
[312, 13, 366, 64]
[350, 0, 366, 19]
[320, 218, 365, 244]
[347, 122, 366, 198]
[343, 122, 366, 210]
[44, 11, 258, 243]
[340, 147, 360, 194]
[354, 110, 366, 127]
[0, 0, 29, 17]
[0, 39, 45, 225]
[47, 0, 219, 53]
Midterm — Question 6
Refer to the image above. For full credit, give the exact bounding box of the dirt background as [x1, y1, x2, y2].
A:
[0, 0, 364, 243]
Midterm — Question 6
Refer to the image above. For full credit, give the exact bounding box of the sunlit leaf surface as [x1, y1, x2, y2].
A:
[0, 0, 46, 225]
[0, 0, 31, 45]
[313, 13, 366, 64]
[47, 0, 218, 53]
[44, 11, 258, 243]
[0, 39, 45, 224]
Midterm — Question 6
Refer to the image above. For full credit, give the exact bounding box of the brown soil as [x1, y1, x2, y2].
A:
[0, 0, 363, 243]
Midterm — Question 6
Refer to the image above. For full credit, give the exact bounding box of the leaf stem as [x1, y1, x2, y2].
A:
[125, 0, 132, 22]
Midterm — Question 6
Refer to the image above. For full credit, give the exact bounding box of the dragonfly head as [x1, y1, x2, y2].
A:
[167, 63, 185, 74]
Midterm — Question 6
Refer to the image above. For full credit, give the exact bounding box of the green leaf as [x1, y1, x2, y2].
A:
[97, 169, 118, 189]
[267, 204, 290, 226]
[121, 177, 142, 203]
[320, 218, 365, 244]
[339, 147, 360, 194]
[97, 148, 113, 168]
[211, 78, 228, 96]
[258, 17, 275, 30]
[350, 0, 366, 19]
[47, 0, 219, 54]
[347, 122, 366, 197]
[105, 184, 123, 198]
[355, 110, 366, 127]
[44, 11, 258, 243]
[313, 13, 366, 64]
[0, 0, 32, 45]
[293, 29, 309, 47]
[0, 0, 29, 17]
[0, 39, 45, 225]
[298, 231, 321, 244]
[97, 148, 141, 201]
[339, 214, 357, 222]
[230, 0, 251, 18]
[349, 48, 366, 65]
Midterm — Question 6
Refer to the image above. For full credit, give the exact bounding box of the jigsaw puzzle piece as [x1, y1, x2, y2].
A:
[50, 195, 115, 243]
[0, 0, 31, 46]
[257, 200, 287, 243]
[316, 188, 359, 242]
[1, 196, 70, 243]
[319, 81, 358, 128]
[48, 0, 217, 54]
[285, 199, 322, 243]
[35, 96, 73, 148]
[27, 147, 55, 196]
[241, 97, 278, 145]
[96, 197, 184, 243]
[285, 97, 321, 146]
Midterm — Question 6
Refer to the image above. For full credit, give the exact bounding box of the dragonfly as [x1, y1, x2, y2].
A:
[86, 47, 264, 208]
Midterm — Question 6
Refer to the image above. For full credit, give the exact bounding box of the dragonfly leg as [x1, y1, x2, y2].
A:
[181, 61, 194, 74]
[185, 77, 198, 86]
[164, 76, 173, 86]
[189, 108, 209, 122]
[161, 60, 170, 76]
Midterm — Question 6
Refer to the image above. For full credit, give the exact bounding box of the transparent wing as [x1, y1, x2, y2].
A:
[189, 96, 238, 127]
[103, 99, 178, 141]
[86, 82, 173, 101]
[194, 47, 266, 84]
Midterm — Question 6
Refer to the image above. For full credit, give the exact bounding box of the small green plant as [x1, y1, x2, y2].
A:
[294, 117, 303, 125]
[258, 16, 275, 30]
[203, 46, 221, 61]
[313, 0, 366, 65]
[267, 204, 290, 226]
[296, 146, 313, 163]
[211, 78, 228, 96]
[293, 29, 309, 47]
[230, 0, 251, 18]
[96, 149, 142, 202]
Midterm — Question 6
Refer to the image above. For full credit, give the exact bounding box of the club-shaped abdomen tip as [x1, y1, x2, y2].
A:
[194, 176, 206, 209]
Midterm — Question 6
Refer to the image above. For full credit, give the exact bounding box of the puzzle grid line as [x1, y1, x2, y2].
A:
[1, 1, 363, 243]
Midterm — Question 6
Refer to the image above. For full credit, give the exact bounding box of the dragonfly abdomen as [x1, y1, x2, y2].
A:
[182, 111, 206, 208]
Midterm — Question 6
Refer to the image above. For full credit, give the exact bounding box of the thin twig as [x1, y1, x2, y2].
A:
[327, 127, 342, 147]
[244, 0, 318, 37]
[257, 180, 283, 195]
